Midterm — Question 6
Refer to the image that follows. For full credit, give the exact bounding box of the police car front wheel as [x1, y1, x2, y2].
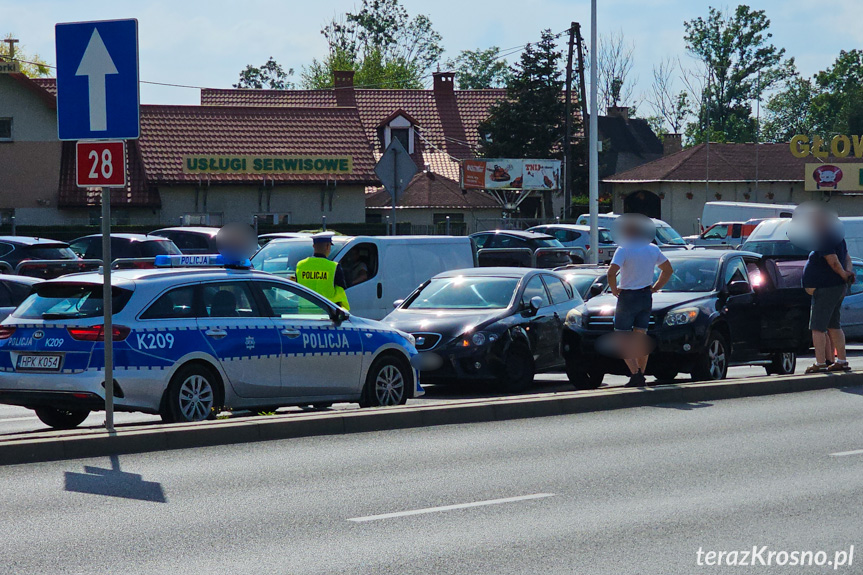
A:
[360, 355, 411, 408]
[34, 407, 90, 430]
[162, 364, 222, 423]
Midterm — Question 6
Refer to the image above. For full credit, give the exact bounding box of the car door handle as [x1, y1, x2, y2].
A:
[205, 329, 227, 339]
[377, 283, 383, 299]
[281, 328, 301, 338]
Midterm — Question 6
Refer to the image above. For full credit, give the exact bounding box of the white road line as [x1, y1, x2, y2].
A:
[831, 449, 863, 457]
[0, 416, 38, 423]
[347, 493, 555, 523]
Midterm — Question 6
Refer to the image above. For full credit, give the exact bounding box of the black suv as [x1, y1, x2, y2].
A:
[69, 234, 181, 267]
[562, 250, 810, 387]
[471, 230, 572, 269]
[0, 236, 82, 279]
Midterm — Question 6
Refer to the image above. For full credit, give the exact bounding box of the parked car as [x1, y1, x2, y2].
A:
[562, 250, 811, 388]
[471, 230, 572, 269]
[251, 235, 475, 320]
[741, 217, 863, 260]
[258, 232, 313, 247]
[685, 221, 747, 248]
[555, 265, 610, 300]
[150, 227, 219, 255]
[700, 200, 795, 228]
[527, 224, 617, 263]
[0, 275, 41, 321]
[383, 267, 583, 392]
[68, 234, 182, 267]
[574, 213, 689, 251]
[0, 236, 82, 279]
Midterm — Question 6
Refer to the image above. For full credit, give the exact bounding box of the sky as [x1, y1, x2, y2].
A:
[2, 0, 861, 110]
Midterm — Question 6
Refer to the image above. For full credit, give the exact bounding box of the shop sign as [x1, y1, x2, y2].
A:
[804, 163, 863, 192]
[183, 155, 353, 174]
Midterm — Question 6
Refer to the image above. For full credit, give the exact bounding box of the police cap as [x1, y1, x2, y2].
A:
[312, 232, 336, 245]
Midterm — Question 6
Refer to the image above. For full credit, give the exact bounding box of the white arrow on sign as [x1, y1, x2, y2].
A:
[75, 28, 118, 132]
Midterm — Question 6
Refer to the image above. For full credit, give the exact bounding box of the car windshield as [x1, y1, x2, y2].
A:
[533, 238, 565, 248]
[655, 225, 686, 246]
[14, 283, 132, 320]
[564, 274, 602, 298]
[251, 238, 348, 276]
[139, 240, 182, 257]
[655, 258, 720, 292]
[405, 276, 519, 310]
[741, 240, 810, 258]
[598, 229, 615, 244]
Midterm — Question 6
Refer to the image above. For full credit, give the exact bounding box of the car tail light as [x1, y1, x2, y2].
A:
[0, 326, 15, 339]
[68, 325, 131, 341]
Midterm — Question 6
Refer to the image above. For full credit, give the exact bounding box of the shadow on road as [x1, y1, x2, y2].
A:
[839, 384, 863, 398]
[652, 401, 714, 411]
[64, 454, 167, 503]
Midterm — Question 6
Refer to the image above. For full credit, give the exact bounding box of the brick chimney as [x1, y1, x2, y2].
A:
[607, 105, 630, 120]
[333, 70, 356, 107]
[433, 71, 455, 95]
[663, 133, 683, 156]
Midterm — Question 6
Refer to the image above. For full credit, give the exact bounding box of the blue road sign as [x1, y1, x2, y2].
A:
[55, 19, 140, 141]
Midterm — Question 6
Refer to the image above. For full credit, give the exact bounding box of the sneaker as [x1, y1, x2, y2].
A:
[827, 361, 852, 372]
[625, 371, 646, 387]
[804, 363, 829, 374]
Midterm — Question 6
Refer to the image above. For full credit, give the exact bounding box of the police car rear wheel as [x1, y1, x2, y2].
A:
[361, 356, 410, 407]
[34, 407, 90, 430]
[163, 365, 221, 423]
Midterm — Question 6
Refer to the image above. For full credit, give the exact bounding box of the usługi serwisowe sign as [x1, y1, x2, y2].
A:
[183, 155, 353, 175]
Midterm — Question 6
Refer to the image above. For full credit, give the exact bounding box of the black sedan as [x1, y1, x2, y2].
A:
[556, 264, 610, 300]
[382, 267, 584, 392]
[471, 230, 572, 269]
[561, 250, 811, 388]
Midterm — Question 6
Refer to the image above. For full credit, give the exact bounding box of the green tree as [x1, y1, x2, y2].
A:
[0, 34, 51, 77]
[811, 49, 863, 136]
[762, 74, 816, 142]
[234, 57, 294, 89]
[446, 47, 511, 89]
[683, 5, 792, 143]
[301, 0, 442, 89]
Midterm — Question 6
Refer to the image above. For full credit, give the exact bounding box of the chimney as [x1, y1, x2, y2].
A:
[663, 133, 683, 156]
[607, 106, 629, 120]
[333, 70, 356, 107]
[433, 71, 456, 95]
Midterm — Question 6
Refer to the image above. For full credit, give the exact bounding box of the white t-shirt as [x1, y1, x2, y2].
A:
[611, 241, 668, 290]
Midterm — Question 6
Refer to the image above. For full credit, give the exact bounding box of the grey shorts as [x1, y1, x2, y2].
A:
[615, 287, 653, 331]
[809, 284, 846, 332]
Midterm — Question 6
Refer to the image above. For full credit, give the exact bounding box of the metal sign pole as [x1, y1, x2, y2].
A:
[588, 0, 600, 264]
[101, 186, 114, 432]
[391, 147, 398, 236]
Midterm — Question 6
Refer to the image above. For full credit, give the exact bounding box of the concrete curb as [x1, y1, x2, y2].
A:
[2, 372, 861, 466]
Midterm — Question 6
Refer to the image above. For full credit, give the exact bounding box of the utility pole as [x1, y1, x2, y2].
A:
[574, 25, 589, 137]
[588, 0, 599, 264]
[563, 23, 576, 221]
[2, 37, 18, 60]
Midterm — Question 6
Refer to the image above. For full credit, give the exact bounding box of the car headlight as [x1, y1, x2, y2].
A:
[565, 308, 584, 327]
[664, 307, 699, 326]
[460, 331, 498, 347]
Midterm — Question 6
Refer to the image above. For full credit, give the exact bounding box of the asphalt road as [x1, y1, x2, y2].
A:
[2, 386, 862, 574]
[2, 347, 862, 436]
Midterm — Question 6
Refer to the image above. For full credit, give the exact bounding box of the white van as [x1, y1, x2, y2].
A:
[250, 235, 475, 320]
[574, 213, 688, 250]
[741, 217, 863, 259]
[701, 201, 796, 228]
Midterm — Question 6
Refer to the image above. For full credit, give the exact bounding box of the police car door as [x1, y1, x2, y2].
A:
[196, 281, 284, 398]
[255, 280, 364, 397]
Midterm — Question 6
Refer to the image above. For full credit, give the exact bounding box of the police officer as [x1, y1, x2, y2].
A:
[295, 233, 350, 310]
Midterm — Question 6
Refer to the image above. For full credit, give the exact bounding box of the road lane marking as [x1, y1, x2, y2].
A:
[347, 493, 555, 523]
[0, 416, 39, 423]
[831, 449, 863, 457]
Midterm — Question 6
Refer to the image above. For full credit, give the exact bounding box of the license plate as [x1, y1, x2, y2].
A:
[17, 354, 62, 371]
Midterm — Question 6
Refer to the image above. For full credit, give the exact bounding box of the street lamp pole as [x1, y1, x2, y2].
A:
[588, 0, 599, 263]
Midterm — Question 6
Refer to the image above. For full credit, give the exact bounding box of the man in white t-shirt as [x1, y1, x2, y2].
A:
[607, 216, 674, 387]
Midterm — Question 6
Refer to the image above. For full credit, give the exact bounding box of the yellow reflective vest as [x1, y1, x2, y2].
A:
[295, 256, 350, 310]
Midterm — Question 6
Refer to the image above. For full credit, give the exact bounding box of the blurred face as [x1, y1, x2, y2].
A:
[788, 202, 843, 252]
[612, 213, 656, 244]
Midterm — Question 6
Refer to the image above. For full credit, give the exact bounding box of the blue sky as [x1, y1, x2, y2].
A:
[3, 0, 861, 109]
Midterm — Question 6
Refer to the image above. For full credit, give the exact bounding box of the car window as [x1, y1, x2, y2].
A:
[0, 283, 12, 307]
[201, 282, 260, 318]
[14, 284, 132, 319]
[521, 275, 550, 308]
[340, 242, 378, 287]
[0, 242, 13, 259]
[543, 275, 576, 304]
[597, 229, 615, 244]
[723, 258, 750, 288]
[490, 235, 527, 249]
[850, 264, 863, 296]
[258, 282, 330, 319]
[21, 245, 78, 260]
[168, 232, 210, 251]
[703, 225, 728, 240]
[68, 239, 89, 258]
[4, 280, 33, 305]
[140, 285, 197, 319]
[655, 258, 719, 292]
[138, 240, 182, 257]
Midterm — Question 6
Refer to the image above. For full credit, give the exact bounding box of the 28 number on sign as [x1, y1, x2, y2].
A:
[76, 140, 126, 188]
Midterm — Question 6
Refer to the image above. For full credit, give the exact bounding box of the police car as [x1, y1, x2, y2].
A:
[0, 255, 421, 429]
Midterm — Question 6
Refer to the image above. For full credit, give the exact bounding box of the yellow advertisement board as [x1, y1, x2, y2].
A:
[183, 155, 353, 175]
[804, 163, 863, 192]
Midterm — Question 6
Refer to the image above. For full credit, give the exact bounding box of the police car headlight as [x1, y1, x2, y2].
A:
[565, 308, 584, 327]
[664, 307, 699, 326]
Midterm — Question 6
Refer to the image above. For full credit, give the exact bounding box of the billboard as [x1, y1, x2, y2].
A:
[461, 159, 561, 191]
[804, 163, 863, 192]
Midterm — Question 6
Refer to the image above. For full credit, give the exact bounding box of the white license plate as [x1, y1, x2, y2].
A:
[17, 354, 62, 371]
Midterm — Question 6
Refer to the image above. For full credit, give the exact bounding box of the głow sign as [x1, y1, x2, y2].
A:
[790, 135, 863, 159]
[183, 155, 353, 174]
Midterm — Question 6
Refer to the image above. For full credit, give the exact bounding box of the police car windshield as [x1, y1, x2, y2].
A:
[406, 276, 519, 310]
[251, 238, 349, 276]
[14, 283, 133, 320]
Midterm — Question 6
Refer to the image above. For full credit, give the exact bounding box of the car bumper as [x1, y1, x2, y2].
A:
[414, 344, 503, 383]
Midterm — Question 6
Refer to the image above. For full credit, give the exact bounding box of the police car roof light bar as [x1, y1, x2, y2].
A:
[153, 254, 252, 269]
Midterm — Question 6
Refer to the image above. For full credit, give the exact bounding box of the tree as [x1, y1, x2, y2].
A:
[446, 47, 511, 89]
[301, 0, 442, 89]
[594, 31, 636, 110]
[234, 57, 294, 89]
[646, 58, 691, 136]
[683, 5, 792, 143]
[811, 49, 863, 136]
[0, 34, 51, 77]
[762, 74, 816, 142]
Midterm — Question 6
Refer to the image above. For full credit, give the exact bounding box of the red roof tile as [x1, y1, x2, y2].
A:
[30, 77, 57, 96]
[605, 142, 861, 183]
[366, 172, 500, 210]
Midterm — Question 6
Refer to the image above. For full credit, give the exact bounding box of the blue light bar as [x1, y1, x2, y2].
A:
[154, 254, 251, 269]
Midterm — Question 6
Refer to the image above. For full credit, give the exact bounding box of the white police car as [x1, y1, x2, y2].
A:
[0, 255, 421, 429]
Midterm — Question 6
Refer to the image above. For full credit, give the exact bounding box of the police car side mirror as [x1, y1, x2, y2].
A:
[393, 299, 404, 309]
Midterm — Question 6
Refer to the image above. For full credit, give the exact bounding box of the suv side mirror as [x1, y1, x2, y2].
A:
[588, 283, 604, 298]
[529, 296, 543, 311]
[727, 280, 751, 295]
[392, 299, 404, 309]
